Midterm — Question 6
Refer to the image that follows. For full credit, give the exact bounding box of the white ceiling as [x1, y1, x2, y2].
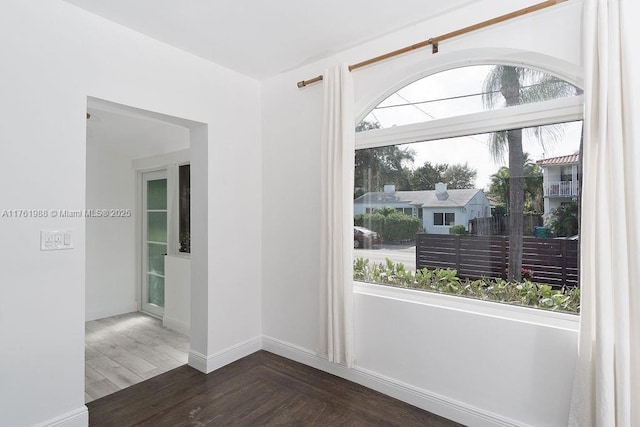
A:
[63, 0, 479, 79]
[86, 107, 190, 160]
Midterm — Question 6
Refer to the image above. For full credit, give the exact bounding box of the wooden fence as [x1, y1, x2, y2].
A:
[468, 214, 543, 236]
[416, 234, 579, 288]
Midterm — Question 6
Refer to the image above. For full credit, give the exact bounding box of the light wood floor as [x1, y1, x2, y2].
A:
[85, 312, 189, 403]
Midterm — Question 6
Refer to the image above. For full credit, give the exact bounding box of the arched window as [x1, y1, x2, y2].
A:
[353, 64, 583, 314]
[358, 65, 580, 130]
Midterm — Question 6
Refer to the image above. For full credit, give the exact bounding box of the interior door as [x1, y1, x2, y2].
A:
[142, 170, 167, 317]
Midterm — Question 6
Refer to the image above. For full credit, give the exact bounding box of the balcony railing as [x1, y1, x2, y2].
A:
[544, 181, 578, 197]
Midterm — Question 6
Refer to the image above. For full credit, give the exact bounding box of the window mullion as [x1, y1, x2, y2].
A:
[355, 95, 583, 150]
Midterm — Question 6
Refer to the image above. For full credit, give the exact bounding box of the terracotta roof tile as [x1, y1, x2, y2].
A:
[536, 153, 580, 166]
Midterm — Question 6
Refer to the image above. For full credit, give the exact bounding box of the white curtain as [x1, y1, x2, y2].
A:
[570, 0, 640, 425]
[318, 64, 355, 367]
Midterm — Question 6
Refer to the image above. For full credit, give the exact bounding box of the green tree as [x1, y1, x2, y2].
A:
[409, 162, 476, 190]
[409, 162, 447, 190]
[354, 121, 416, 197]
[523, 160, 543, 213]
[354, 145, 415, 197]
[489, 166, 511, 208]
[488, 154, 543, 214]
[482, 66, 577, 280]
[355, 120, 478, 195]
[356, 120, 382, 132]
[441, 162, 477, 189]
[549, 202, 578, 237]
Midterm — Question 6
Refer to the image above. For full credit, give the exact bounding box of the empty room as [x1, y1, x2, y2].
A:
[1, 0, 638, 426]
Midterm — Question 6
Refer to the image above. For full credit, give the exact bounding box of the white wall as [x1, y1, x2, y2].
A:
[548, 167, 562, 182]
[0, 1, 261, 426]
[86, 135, 191, 324]
[164, 255, 191, 336]
[85, 144, 137, 321]
[423, 207, 465, 234]
[354, 287, 579, 426]
[262, 1, 583, 425]
[467, 192, 491, 221]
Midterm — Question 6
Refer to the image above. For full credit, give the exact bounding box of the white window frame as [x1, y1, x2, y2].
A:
[353, 70, 584, 322]
[356, 95, 583, 149]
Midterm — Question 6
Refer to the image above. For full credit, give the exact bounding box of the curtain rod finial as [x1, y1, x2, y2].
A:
[297, 81, 306, 88]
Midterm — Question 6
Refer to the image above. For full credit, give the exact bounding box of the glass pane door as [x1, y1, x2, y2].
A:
[142, 170, 167, 317]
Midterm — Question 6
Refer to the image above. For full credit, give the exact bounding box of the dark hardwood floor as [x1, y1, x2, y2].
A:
[87, 350, 461, 426]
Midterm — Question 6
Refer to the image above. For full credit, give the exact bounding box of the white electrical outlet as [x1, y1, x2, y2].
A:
[41, 230, 74, 251]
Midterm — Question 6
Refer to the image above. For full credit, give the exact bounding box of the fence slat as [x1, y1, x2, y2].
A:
[416, 234, 579, 288]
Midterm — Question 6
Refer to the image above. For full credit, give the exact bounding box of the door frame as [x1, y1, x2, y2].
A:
[86, 96, 208, 373]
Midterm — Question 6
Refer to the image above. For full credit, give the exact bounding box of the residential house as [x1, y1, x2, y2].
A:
[354, 184, 490, 234]
[1, 1, 637, 427]
[537, 153, 580, 216]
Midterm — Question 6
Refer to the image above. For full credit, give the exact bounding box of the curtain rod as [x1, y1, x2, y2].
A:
[296, 0, 568, 88]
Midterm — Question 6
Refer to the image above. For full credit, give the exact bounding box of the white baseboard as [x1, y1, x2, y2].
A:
[38, 336, 524, 427]
[34, 407, 88, 427]
[189, 336, 262, 373]
[162, 316, 190, 337]
[261, 336, 525, 427]
[85, 302, 138, 322]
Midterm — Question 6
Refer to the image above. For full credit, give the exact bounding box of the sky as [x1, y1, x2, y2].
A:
[360, 65, 582, 190]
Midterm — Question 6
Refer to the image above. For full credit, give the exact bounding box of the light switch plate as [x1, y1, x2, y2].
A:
[41, 230, 74, 251]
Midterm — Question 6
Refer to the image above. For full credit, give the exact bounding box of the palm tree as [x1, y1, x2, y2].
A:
[523, 159, 543, 213]
[489, 166, 511, 209]
[489, 154, 543, 214]
[482, 66, 577, 281]
[549, 202, 579, 237]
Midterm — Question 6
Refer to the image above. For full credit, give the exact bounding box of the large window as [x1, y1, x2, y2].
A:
[354, 64, 583, 314]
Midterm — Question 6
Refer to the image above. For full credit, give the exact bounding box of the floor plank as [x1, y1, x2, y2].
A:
[85, 365, 105, 385]
[88, 350, 461, 426]
[86, 378, 121, 400]
[85, 312, 189, 403]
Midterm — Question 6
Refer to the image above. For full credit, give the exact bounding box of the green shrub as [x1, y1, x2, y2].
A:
[492, 204, 507, 217]
[549, 202, 578, 237]
[354, 212, 385, 237]
[381, 212, 421, 241]
[355, 209, 420, 242]
[449, 225, 467, 235]
[353, 257, 580, 314]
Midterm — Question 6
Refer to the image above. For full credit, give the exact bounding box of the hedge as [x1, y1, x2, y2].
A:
[355, 210, 421, 242]
[353, 257, 580, 314]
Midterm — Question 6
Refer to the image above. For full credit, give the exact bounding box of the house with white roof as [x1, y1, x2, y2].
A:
[354, 183, 491, 234]
[537, 154, 580, 217]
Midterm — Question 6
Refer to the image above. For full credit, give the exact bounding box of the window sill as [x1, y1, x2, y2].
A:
[167, 252, 191, 260]
[353, 281, 579, 331]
